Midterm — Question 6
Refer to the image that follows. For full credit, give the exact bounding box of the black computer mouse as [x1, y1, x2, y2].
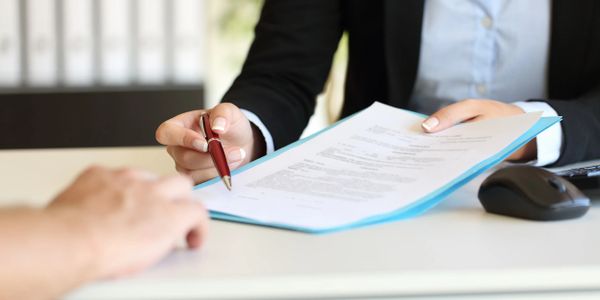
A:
[478, 165, 590, 221]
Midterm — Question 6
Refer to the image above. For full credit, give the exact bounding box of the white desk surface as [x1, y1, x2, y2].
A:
[1, 147, 600, 300]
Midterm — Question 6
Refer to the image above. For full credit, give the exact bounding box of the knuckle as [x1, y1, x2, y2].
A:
[182, 133, 197, 149]
[218, 102, 238, 112]
[78, 165, 108, 182]
[115, 167, 139, 179]
[82, 165, 104, 176]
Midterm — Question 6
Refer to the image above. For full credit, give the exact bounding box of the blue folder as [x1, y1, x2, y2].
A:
[195, 110, 561, 234]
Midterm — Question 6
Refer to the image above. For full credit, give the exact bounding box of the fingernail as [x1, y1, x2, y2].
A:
[422, 117, 439, 131]
[227, 148, 246, 163]
[212, 117, 226, 132]
[192, 139, 208, 152]
[229, 160, 243, 170]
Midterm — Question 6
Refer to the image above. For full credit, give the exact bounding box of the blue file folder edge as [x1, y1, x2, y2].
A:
[194, 113, 561, 234]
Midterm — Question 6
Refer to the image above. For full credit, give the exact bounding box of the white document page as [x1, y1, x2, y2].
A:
[196, 102, 541, 231]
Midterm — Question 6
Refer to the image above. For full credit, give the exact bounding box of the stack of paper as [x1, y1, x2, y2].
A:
[194, 102, 561, 233]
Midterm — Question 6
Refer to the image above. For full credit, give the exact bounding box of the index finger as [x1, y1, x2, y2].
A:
[422, 99, 482, 133]
[156, 111, 207, 151]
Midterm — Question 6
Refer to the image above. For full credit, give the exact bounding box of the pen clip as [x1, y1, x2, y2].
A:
[199, 114, 208, 139]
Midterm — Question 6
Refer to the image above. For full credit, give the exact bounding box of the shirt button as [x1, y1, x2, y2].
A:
[476, 84, 487, 95]
[481, 16, 493, 29]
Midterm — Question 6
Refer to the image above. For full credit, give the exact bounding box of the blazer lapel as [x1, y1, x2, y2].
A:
[383, 0, 425, 108]
[548, 0, 596, 99]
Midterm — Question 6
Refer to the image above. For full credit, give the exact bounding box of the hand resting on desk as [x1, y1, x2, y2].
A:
[0, 166, 208, 299]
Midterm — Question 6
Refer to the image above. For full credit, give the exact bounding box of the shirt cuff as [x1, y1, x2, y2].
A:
[240, 109, 275, 154]
[512, 101, 563, 166]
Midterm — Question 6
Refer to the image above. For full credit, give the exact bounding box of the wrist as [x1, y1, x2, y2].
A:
[45, 207, 105, 283]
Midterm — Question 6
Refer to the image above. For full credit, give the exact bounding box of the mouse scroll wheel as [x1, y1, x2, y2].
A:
[548, 177, 566, 193]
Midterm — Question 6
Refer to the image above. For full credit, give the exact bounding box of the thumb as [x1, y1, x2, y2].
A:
[208, 102, 252, 144]
[208, 103, 242, 133]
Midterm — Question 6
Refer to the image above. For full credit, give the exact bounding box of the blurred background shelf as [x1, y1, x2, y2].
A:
[0, 0, 345, 149]
[0, 86, 204, 148]
[1, 0, 210, 148]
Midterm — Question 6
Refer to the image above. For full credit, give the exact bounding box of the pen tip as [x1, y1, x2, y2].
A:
[223, 176, 232, 191]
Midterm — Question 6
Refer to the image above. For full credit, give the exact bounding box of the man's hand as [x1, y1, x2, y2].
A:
[46, 166, 209, 279]
[156, 103, 265, 184]
[421, 99, 537, 161]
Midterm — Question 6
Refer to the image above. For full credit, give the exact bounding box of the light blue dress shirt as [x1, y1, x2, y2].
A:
[245, 0, 563, 166]
[410, 0, 561, 166]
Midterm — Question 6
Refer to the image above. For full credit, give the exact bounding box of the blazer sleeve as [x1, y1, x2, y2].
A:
[536, 83, 600, 166]
[221, 0, 343, 150]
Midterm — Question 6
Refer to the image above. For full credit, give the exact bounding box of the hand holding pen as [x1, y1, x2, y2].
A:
[156, 103, 266, 185]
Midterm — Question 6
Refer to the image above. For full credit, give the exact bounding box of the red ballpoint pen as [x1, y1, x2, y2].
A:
[200, 113, 232, 190]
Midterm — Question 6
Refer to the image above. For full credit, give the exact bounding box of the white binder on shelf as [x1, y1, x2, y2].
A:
[173, 0, 205, 85]
[26, 0, 58, 86]
[99, 0, 133, 85]
[0, 0, 21, 87]
[63, 0, 95, 86]
[137, 0, 167, 84]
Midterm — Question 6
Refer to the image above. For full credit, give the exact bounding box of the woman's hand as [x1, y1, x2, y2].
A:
[156, 103, 266, 184]
[421, 99, 537, 162]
